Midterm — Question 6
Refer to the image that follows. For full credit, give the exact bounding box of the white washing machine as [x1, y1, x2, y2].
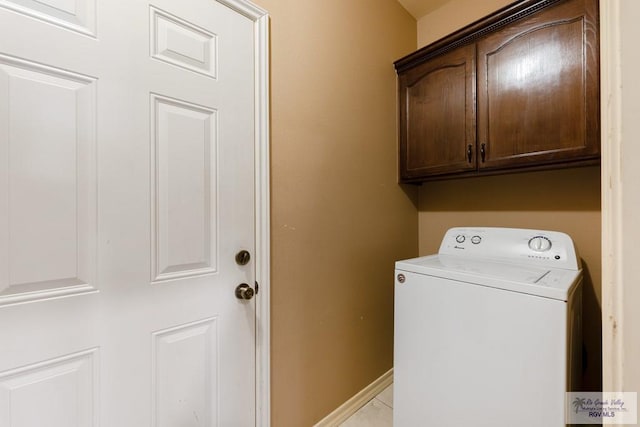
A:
[394, 227, 582, 427]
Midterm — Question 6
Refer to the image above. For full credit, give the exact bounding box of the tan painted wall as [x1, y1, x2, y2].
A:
[416, 2, 602, 391]
[251, 0, 417, 425]
[416, 0, 512, 47]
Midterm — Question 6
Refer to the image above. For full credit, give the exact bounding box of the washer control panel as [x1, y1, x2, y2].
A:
[439, 227, 580, 270]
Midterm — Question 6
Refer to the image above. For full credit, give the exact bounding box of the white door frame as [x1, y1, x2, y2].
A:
[217, 1, 270, 425]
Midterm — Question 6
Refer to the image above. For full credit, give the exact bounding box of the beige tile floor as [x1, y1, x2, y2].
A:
[339, 384, 393, 427]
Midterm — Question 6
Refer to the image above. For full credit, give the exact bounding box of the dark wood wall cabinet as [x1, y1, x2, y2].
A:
[395, 0, 600, 183]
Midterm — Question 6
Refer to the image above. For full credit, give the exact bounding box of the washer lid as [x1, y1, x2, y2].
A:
[434, 254, 550, 283]
[396, 254, 581, 301]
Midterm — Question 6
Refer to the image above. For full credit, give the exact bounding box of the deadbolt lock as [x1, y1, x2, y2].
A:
[235, 250, 251, 266]
[235, 283, 255, 300]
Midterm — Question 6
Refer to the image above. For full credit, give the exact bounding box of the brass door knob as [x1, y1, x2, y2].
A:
[235, 283, 255, 300]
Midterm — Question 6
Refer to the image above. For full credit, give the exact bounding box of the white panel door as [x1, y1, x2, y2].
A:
[0, 0, 260, 426]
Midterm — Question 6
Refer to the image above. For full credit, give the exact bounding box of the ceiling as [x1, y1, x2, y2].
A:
[396, 0, 452, 19]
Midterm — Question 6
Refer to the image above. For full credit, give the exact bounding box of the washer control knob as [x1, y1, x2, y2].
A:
[455, 235, 465, 243]
[471, 235, 482, 244]
[528, 236, 552, 252]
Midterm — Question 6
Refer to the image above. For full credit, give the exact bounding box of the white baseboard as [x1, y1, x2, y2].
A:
[314, 368, 393, 426]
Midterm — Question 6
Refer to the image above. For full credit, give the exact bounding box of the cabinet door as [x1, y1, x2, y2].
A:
[398, 44, 476, 181]
[477, 0, 599, 170]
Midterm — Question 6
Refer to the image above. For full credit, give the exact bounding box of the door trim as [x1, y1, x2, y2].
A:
[215, 1, 270, 425]
[600, 0, 623, 401]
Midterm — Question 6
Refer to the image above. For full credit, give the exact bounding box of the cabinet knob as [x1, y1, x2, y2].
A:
[467, 144, 473, 163]
[480, 143, 486, 163]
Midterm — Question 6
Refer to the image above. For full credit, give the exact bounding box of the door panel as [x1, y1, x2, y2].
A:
[150, 6, 217, 78]
[0, 0, 97, 36]
[151, 94, 219, 282]
[152, 318, 218, 427]
[0, 349, 98, 427]
[0, 56, 97, 305]
[0, 0, 258, 426]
